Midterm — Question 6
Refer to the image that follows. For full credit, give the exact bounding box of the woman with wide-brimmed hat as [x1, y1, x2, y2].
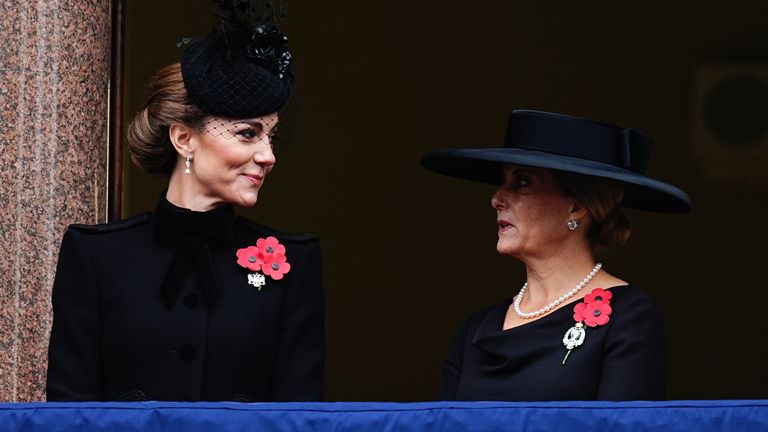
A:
[422, 110, 689, 401]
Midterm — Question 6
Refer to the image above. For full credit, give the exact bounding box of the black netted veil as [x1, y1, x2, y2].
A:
[182, 32, 288, 119]
[180, 0, 295, 120]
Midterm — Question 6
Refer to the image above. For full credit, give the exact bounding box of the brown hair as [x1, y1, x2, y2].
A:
[126, 63, 206, 176]
[552, 170, 631, 252]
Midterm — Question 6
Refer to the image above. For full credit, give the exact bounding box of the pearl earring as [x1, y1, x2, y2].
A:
[184, 154, 191, 175]
[567, 219, 579, 231]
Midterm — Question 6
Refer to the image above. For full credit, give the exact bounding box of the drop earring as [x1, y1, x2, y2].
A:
[184, 154, 192, 175]
[567, 219, 579, 231]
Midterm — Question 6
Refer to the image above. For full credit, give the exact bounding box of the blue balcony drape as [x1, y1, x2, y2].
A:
[1, 400, 766, 432]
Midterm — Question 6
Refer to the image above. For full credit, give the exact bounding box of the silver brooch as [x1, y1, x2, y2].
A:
[562, 322, 585, 365]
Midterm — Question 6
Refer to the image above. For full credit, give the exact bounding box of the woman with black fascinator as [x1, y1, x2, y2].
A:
[422, 110, 690, 401]
[46, 1, 324, 402]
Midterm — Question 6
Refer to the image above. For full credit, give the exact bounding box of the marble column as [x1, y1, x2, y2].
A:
[0, 1, 111, 401]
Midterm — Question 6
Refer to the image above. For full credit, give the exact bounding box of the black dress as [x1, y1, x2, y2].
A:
[440, 285, 666, 401]
[46, 196, 324, 402]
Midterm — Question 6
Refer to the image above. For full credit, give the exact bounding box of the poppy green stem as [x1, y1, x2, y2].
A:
[562, 350, 572, 366]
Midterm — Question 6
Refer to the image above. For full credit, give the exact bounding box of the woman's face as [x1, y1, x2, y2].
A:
[187, 112, 278, 208]
[492, 165, 579, 259]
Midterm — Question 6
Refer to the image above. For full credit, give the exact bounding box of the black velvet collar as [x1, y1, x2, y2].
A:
[153, 195, 235, 242]
[153, 194, 235, 309]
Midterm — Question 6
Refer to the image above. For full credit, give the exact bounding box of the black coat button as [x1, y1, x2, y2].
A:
[177, 344, 196, 361]
[184, 294, 200, 308]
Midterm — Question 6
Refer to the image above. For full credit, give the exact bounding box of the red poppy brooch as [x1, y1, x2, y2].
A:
[235, 236, 291, 291]
[562, 288, 613, 365]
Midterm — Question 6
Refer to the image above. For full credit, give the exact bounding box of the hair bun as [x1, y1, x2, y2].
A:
[596, 206, 631, 249]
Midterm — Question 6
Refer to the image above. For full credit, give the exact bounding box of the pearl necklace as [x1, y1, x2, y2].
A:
[513, 262, 602, 319]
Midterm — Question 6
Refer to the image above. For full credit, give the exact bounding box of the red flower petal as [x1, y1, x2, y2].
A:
[261, 251, 291, 280]
[257, 236, 287, 257]
[573, 302, 587, 322]
[236, 246, 262, 271]
[592, 313, 610, 326]
[584, 288, 612, 305]
[582, 301, 612, 327]
[256, 237, 278, 249]
[263, 262, 285, 279]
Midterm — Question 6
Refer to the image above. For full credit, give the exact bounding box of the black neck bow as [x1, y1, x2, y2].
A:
[153, 196, 235, 309]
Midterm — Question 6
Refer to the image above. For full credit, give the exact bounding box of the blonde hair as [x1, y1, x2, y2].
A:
[126, 63, 205, 176]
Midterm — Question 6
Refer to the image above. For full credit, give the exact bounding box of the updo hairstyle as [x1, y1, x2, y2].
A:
[127, 63, 206, 177]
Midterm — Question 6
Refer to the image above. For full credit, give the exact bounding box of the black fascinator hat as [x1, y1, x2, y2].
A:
[421, 110, 691, 213]
[181, 0, 294, 119]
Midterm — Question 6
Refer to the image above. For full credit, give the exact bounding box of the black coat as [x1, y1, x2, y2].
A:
[440, 285, 666, 401]
[46, 198, 324, 402]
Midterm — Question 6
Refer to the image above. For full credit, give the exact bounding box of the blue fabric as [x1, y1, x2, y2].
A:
[1, 400, 766, 432]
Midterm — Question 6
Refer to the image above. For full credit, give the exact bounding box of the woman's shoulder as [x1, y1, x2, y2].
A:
[608, 285, 659, 307]
[58, 213, 154, 259]
[461, 298, 512, 332]
[67, 212, 152, 236]
[235, 215, 319, 245]
[604, 285, 665, 330]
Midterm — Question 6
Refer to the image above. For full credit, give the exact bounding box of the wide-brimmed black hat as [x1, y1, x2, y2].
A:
[421, 110, 691, 213]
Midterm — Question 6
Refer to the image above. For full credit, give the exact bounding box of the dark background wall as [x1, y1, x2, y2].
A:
[124, 0, 768, 400]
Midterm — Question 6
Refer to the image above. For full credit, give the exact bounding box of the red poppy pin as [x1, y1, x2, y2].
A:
[562, 288, 613, 365]
[235, 236, 291, 291]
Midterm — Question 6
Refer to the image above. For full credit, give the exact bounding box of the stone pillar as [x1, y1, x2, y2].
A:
[0, 1, 111, 401]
